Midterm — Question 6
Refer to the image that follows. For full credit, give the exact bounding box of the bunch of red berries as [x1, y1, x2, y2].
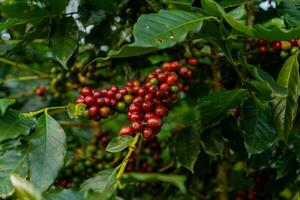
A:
[76, 84, 135, 121]
[257, 39, 300, 57]
[119, 61, 192, 139]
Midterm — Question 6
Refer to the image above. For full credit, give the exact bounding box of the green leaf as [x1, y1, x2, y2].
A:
[219, 0, 246, 8]
[95, 10, 204, 60]
[279, 0, 300, 26]
[253, 25, 300, 40]
[67, 103, 86, 119]
[174, 126, 200, 173]
[0, 150, 28, 199]
[201, 127, 224, 156]
[87, 0, 117, 11]
[0, 109, 36, 142]
[45, 189, 82, 200]
[240, 98, 276, 156]
[10, 175, 44, 200]
[29, 113, 66, 191]
[80, 169, 117, 200]
[201, 0, 253, 36]
[1, 2, 47, 20]
[0, 98, 15, 115]
[50, 17, 79, 68]
[197, 89, 247, 130]
[272, 52, 300, 141]
[0, 18, 26, 32]
[123, 172, 187, 193]
[105, 136, 133, 153]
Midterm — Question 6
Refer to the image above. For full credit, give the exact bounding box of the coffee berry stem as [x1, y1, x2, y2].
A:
[116, 133, 141, 182]
[22, 105, 68, 118]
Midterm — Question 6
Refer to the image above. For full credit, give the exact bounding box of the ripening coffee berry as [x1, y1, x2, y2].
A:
[88, 106, 99, 116]
[142, 127, 154, 139]
[290, 39, 298, 46]
[154, 105, 168, 117]
[150, 78, 159, 85]
[146, 116, 162, 129]
[272, 41, 281, 51]
[281, 41, 292, 50]
[187, 57, 198, 65]
[131, 121, 144, 132]
[171, 85, 179, 93]
[80, 87, 91, 96]
[258, 46, 268, 54]
[119, 125, 133, 136]
[100, 106, 110, 118]
[123, 94, 133, 104]
[116, 102, 126, 112]
[166, 74, 178, 85]
[84, 96, 95, 106]
[142, 101, 153, 112]
[257, 39, 267, 46]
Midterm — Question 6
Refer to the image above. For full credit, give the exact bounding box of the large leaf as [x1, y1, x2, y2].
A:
[29, 113, 66, 191]
[253, 25, 300, 40]
[105, 136, 133, 153]
[123, 172, 187, 193]
[0, 98, 15, 116]
[272, 52, 300, 141]
[50, 17, 79, 68]
[80, 169, 117, 200]
[0, 150, 28, 199]
[197, 89, 247, 130]
[240, 98, 276, 156]
[46, 0, 69, 14]
[10, 175, 43, 200]
[0, 18, 26, 32]
[1, 2, 47, 20]
[174, 126, 200, 173]
[0, 109, 36, 142]
[45, 190, 82, 200]
[95, 10, 204, 61]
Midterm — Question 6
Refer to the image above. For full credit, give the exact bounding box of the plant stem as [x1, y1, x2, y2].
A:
[116, 133, 140, 181]
[0, 57, 47, 76]
[0, 75, 52, 84]
[22, 106, 67, 118]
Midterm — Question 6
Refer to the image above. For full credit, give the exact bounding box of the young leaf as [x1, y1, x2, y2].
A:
[240, 98, 276, 156]
[80, 169, 117, 200]
[272, 52, 300, 141]
[0, 150, 28, 199]
[105, 136, 133, 153]
[29, 113, 66, 191]
[95, 10, 204, 61]
[0, 109, 36, 142]
[0, 98, 15, 115]
[197, 89, 247, 130]
[10, 175, 44, 200]
[50, 17, 79, 68]
[67, 103, 86, 119]
[123, 172, 187, 193]
[174, 126, 201, 173]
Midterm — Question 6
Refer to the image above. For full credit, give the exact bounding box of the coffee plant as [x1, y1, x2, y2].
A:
[0, 0, 300, 199]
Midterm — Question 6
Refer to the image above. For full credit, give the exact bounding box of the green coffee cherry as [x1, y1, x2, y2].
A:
[290, 46, 299, 55]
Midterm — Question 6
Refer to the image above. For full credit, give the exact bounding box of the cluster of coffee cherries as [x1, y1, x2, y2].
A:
[76, 61, 192, 139]
[50, 62, 102, 98]
[257, 39, 300, 58]
[118, 61, 192, 139]
[56, 132, 118, 188]
[76, 83, 136, 121]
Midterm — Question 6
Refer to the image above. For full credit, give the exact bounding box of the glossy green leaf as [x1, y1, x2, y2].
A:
[240, 98, 276, 155]
[272, 52, 300, 141]
[0, 109, 36, 142]
[29, 113, 66, 191]
[1, 2, 47, 20]
[50, 17, 79, 68]
[219, 0, 246, 8]
[201, 127, 224, 156]
[67, 103, 86, 119]
[10, 175, 43, 200]
[253, 25, 300, 40]
[174, 126, 200, 173]
[105, 136, 133, 153]
[0, 98, 15, 115]
[95, 10, 204, 61]
[0, 150, 28, 199]
[45, 189, 82, 200]
[197, 89, 247, 130]
[123, 172, 187, 193]
[80, 169, 117, 200]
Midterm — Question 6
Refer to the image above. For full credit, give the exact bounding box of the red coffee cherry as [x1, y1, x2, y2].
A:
[272, 41, 281, 51]
[128, 112, 144, 122]
[89, 106, 99, 116]
[258, 46, 268, 54]
[187, 57, 198, 65]
[142, 127, 155, 139]
[154, 105, 168, 117]
[35, 85, 46, 96]
[257, 39, 267, 46]
[146, 116, 162, 129]
[80, 87, 91, 96]
[131, 121, 144, 132]
[142, 101, 154, 112]
[84, 96, 95, 106]
[166, 74, 178, 85]
[119, 125, 133, 136]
